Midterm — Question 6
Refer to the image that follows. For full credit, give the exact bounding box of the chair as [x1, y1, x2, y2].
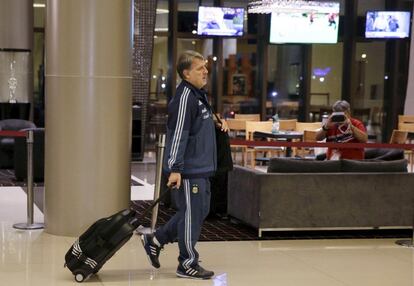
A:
[398, 124, 414, 161]
[398, 115, 414, 124]
[0, 119, 36, 168]
[245, 121, 273, 140]
[226, 119, 247, 165]
[293, 122, 321, 156]
[390, 129, 413, 171]
[296, 130, 319, 158]
[227, 118, 246, 134]
[245, 121, 283, 168]
[397, 122, 414, 142]
[303, 130, 318, 142]
[279, 119, 297, 131]
[399, 122, 414, 130]
[234, 113, 261, 121]
[389, 129, 408, 144]
[295, 122, 322, 132]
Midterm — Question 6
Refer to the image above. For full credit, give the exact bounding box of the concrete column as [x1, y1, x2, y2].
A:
[0, 0, 33, 49]
[0, 0, 33, 104]
[44, 0, 133, 236]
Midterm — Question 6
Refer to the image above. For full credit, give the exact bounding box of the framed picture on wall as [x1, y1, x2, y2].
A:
[232, 74, 247, 95]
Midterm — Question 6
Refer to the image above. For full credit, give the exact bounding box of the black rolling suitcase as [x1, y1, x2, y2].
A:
[64, 189, 170, 283]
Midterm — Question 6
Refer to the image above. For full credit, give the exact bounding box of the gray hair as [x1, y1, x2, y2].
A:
[176, 50, 205, 80]
[332, 100, 350, 112]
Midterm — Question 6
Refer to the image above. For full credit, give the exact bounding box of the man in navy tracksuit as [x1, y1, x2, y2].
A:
[141, 50, 226, 280]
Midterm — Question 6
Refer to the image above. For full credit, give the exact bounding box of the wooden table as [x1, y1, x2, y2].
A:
[254, 131, 303, 157]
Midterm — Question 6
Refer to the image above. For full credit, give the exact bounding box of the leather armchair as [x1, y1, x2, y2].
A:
[0, 119, 36, 168]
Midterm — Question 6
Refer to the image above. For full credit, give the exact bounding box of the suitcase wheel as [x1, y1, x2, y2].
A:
[74, 272, 85, 283]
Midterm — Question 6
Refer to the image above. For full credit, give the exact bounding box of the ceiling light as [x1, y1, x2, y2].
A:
[156, 8, 169, 14]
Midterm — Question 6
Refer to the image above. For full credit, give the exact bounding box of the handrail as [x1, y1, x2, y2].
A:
[230, 138, 414, 150]
[0, 130, 27, 137]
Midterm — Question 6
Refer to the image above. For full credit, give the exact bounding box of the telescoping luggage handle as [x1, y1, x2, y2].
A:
[139, 185, 177, 221]
[138, 134, 178, 231]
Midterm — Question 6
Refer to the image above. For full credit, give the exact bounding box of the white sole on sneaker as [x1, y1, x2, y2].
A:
[175, 272, 214, 280]
[176, 272, 212, 280]
[140, 235, 159, 269]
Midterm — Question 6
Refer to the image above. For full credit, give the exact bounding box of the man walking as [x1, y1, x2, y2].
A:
[141, 50, 217, 279]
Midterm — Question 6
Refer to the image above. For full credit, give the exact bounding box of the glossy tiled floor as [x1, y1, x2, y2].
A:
[2, 218, 414, 285]
[1, 153, 414, 285]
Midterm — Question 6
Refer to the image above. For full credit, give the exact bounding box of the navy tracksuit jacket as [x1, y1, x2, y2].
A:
[155, 80, 217, 269]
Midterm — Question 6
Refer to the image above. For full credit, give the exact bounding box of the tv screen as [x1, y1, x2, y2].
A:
[269, 1, 340, 44]
[365, 11, 411, 39]
[197, 6, 244, 36]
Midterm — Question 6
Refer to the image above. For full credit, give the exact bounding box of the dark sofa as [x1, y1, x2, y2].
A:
[228, 158, 414, 237]
[315, 148, 405, 161]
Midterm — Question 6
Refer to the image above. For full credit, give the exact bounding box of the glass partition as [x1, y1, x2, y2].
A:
[354, 42, 386, 141]
[267, 45, 306, 120]
[310, 43, 343, 121]
[222, 38, 258, 117]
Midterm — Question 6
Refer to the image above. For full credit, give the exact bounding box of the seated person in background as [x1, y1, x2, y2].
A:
[316, 100, 368, 160]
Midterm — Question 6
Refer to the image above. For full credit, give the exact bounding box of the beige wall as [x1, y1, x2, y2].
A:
[355, 42, 385, 110]
[311, 44, 343, 106]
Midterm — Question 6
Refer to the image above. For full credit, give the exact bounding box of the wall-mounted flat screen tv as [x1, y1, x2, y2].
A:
[365, 11, 411, 39]
[269, 1, 340, 44]
[197, 6, 244, 36]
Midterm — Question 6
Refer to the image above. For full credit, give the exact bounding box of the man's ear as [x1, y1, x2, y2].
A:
[183, 69, 190, 79]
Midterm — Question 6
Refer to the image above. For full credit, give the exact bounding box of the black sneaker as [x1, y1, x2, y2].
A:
[176, 264, 214, 280]
[140, 233, 162, 269]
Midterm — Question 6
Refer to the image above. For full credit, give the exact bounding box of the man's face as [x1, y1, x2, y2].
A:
[184, 58, 208, 89]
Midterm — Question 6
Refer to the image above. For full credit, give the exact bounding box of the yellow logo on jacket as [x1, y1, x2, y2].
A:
[192, 184, 199, 194]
